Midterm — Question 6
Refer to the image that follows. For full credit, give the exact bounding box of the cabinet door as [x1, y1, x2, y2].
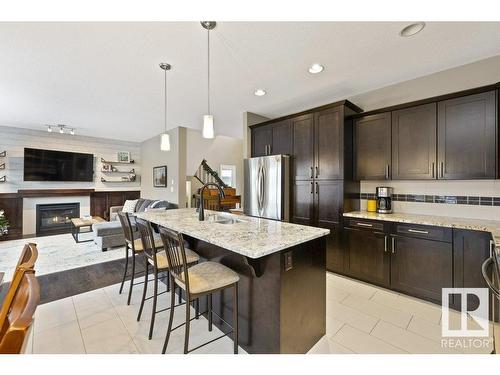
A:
[271, 120, 292, 155]
[291, 180, 314, 226]
[314, 180, 342, 229]
[392, 103, 437, 180]
[251, 125, 273, 157]
[315, 107, 343, 180]
[453, 229, 491, 311]
[90, 192, 108, 220]
[292, 114, 315, 181]
[437, 91, 496, 179]
[391, 235, 452, 303]
[354, 113, 391, 180]
[344, 227, 390, 287]
[326, 228, 343, 274]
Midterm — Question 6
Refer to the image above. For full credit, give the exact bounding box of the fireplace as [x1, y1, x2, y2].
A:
[36, 203, 80, 236]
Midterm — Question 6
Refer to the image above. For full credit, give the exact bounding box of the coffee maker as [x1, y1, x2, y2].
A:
[376, 187, 393, 214]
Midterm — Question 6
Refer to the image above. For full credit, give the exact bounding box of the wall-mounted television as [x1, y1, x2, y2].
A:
[24, 148, 94, 182]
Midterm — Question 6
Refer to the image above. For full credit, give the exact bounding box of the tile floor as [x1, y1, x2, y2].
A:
[27, 272, 495, 354]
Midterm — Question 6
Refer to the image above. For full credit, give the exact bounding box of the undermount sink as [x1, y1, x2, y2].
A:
[205, 214, 243, 225]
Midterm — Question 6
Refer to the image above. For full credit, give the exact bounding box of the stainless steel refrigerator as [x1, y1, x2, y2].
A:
[244, 155, 290, 221]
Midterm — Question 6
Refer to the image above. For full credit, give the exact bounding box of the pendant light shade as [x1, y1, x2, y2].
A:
[201, 21, 216, 139]
[160, 63, 172, 151]
[161, 133, 171, 151]
[202, 115, 214, 139]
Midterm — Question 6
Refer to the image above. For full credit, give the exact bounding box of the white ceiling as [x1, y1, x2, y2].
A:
[1, 22, 500, 142]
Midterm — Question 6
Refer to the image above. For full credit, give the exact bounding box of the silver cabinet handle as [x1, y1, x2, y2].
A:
[310, 182, 314, 194]
[315, 182, 319, 195]
[431, 162, 435, 178]
[356, 222, 372, 227]
[315, 166, 319, 178]
[384, 235, 388, 252]
[391, 236, 395, 254]
[385, 164, 390, 180]
[268, 144, 272, 155]
[310, 166, 314, 178]
[440, 162, 444, 178]
[408, 229, 429, 234]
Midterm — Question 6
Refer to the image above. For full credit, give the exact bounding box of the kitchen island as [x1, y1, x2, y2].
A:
[137, 208, 329, 354]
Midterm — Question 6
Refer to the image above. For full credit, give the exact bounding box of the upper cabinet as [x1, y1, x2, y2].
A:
[251, 119, 292, 157]
[251, 125, 272, 157]
[392, 103, 437, 180]
[354, 113, 392, 180]
[437, 91, 496, 179]
[315, 107, 344, 180]
[292, 114, 315, 180]
[354, 89, 498, 181]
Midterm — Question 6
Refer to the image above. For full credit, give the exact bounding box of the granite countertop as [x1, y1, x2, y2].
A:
[344, 211, 500, 249]
[136, 208, 330, 259]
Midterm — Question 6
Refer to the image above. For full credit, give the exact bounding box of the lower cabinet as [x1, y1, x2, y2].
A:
[341, 220, 489, 306]
[344, 227, 390, 287]
[391, 235, 452, 303]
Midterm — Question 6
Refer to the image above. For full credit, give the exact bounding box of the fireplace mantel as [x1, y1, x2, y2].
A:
[17, 189, 95, 198]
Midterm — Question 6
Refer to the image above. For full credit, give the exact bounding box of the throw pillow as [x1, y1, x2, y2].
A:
[122, 199, 138, 214]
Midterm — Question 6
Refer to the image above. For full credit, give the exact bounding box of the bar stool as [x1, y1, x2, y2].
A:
[117, 211, 154, 305]
[158, 226, 239, 354]
[135, 218, 200, 340]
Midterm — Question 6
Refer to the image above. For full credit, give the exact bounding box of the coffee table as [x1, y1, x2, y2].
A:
[71, 216, 106, 243]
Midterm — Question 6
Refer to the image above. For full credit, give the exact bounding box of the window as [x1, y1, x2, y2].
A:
[219, 164, 236, 187]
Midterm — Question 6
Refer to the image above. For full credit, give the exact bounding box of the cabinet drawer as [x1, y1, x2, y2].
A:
[394, 223, 452, 242]
[347, 219, 386, 232]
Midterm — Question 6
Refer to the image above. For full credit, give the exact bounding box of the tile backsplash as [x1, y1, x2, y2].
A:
[360, 180, 500, 220]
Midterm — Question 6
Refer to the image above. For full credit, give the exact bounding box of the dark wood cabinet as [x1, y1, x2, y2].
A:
[392, 103, 437, 180]
[390, 235, 452, 303]
[90, 190, 140, 220]
[354, 113, 392, 180]
[292, 114, 315, 181]
[251, 125, 273, 157]
[0, 194, 23, 241]
[453, 229, 492, 311]
[291, 180, 314, 226]
[314, 180, 342, 229]
[251, 120, 292, 157]
[344, 227, 390, 287]
[271, 119, 292, 156]
[315, 107, 343, 180]
[437, 91, 496, 179]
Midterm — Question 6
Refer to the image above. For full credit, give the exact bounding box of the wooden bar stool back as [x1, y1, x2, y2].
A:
[0, 271, 40, 353]
[158, 226, 239, 354]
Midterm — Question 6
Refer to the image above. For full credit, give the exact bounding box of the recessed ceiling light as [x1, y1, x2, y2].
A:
[254, 89, 266, 96]
[308, 64, 324, 74]
[399, 22, 425, 37]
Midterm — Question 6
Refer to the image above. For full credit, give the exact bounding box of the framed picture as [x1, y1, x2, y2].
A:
[153, 165, 167, 187]
[117, 151, 130, 163]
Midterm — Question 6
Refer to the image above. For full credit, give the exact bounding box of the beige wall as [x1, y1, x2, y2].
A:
[185, 128, 243, 205]
[140, 127, 186, 205]
[349, 54, 500, 112]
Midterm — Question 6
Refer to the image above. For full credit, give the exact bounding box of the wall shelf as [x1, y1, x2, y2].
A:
[101, 176, 137, 183]
[101, 169, 135, 174]
[100, 158, 135, 165]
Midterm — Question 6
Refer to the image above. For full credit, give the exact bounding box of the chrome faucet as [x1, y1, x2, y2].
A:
[198, 182, 226, 221]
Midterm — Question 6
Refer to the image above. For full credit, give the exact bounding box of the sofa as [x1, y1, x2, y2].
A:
[93, 198, 178, 251]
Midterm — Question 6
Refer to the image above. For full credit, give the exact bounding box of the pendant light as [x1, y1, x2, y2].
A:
[201, 21, 216, 139]
[160, 63, 171, 151]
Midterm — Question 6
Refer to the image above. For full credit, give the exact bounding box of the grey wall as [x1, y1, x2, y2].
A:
[140, 127, 186, 205]
[0, 125, 141, 194]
